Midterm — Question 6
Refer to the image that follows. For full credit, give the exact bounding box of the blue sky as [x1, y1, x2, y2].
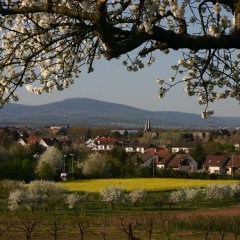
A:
[15, 52, 240, 117]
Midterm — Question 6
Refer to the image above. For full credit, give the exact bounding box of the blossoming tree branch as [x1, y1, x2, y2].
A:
[0, 0, 239, 117]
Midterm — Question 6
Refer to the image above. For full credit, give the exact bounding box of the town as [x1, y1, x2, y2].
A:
[1, 118, 240, 181]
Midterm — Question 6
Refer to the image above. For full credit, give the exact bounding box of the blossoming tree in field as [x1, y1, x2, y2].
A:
[81, 152, 111, 178]
[36, 146, 63, 180]
[0, 1, 240, 115]
[8, 180, 66, 211]
[99, 185, 126, 208]
[128, 188, 146, 206]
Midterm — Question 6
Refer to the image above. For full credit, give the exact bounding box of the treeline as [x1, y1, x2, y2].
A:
[1, 213, 240, 240]
[1, 144, 240, 181]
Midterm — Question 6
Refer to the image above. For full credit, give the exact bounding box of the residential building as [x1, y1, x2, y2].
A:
[156, 154, 174, 169]
[202, 155, 229, 174]
[166, 154, 198, 172]
[171, 142, 196, 153]
[226, 155, 240, 176]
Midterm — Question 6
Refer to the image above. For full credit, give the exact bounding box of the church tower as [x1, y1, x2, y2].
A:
[144, 118, 151, 132]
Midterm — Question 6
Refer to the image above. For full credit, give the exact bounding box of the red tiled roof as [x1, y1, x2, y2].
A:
[167, 154, 193, 168]
[226, 156, 240, 168]
[95, 137, 118, 143]
[172, 142, 196, 148]
[156, 149, 170, 156]
[202, 155, 229, 167]
[145, 149, 156, 155]
[26, 135, 40, 144]
[157, 154, 174, 166]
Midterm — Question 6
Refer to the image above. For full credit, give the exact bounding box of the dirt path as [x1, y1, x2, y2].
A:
[163, 205, 240, 219]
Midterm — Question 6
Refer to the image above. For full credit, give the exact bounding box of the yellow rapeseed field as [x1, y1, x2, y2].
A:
[60, 178, 240, 192]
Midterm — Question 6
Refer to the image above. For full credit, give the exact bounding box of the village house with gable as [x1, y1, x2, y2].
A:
[226, 155, 240, 176]
[166, 154, 198, 172]
[171, 142, 196, 153]
[202, 155, 229, 174]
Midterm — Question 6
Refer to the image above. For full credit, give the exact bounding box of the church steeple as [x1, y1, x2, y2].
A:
[144, 118, 151, 132]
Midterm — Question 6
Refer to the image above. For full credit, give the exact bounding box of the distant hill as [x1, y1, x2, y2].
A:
[0, 98, 240, 128]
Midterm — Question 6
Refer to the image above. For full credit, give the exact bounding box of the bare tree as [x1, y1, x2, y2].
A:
[74, 216, 90, 240]
[15, 216, 39, 240]
[0, 216, 12, 239]
[120, 218, 142, 240]
[200, 216, 216, 240]
[158, 216, 177, 240]
[229, 216, 240, 240]
[43, 217, 68, 240]
[100, 213, 107, 240]
[0, 1, 239, 114]
[141, 217, 155, 240]
[215, 215, 230, 240]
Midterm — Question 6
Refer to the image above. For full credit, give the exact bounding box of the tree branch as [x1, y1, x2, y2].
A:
[0, 4, 95, 20]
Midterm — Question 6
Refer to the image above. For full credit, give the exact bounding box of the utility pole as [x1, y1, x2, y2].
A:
[152, 157, 155, 177]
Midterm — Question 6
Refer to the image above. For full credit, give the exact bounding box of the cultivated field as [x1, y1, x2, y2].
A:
[60, 178, 240, 192]
[2, 179, 240, 239]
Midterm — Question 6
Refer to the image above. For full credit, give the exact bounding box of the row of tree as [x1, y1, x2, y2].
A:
[2, 213, 240, 240]
[3, 180, 240, 213]
[5, 180, 147, 212]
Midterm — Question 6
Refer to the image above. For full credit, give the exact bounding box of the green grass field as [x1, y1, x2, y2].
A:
[60, 178, 240, 192]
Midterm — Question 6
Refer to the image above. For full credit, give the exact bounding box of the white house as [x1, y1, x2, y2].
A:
[85, 139, 97, 149]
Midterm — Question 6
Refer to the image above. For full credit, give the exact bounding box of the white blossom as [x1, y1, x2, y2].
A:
[65, 193, 81, 209]
[128, 189, 146, 205]
[169, 188, 187, 205]
[0, 0, 236, 117]
[201, 110, 214, 119]
[8, 189, 26, 211]
[156, 78, 164, 85]
[100, 185, 126, 208]
[213, 3, 221, 14]
[8, 180, 66, 211]
[129, 5, 138, 12]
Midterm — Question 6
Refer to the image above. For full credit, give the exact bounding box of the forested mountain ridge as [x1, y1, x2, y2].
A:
[0, 98, 239, 128]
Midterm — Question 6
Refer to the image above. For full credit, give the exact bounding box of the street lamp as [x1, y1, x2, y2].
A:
[60, 154, 68, 181]
[70, 153, 75, 174]
[63, 154, 67, 173]
[152, 157, 155, 178]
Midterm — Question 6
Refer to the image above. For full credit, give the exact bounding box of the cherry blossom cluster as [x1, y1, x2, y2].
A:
[169, 184, 240, 205]
[109, 1, 237, 117]
[0, 0, 98, 104]
[0, 0, 238, 117]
